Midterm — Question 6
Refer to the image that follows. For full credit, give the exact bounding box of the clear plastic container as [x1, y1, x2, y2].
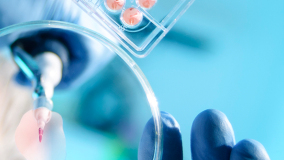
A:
[0, 20, 162, 159]
[72, 0, 195, 57]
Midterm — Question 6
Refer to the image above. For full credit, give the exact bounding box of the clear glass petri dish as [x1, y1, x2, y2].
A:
[0, 20, 162, 160]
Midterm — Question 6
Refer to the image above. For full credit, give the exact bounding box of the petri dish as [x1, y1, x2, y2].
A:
[0, 20, 162, 160]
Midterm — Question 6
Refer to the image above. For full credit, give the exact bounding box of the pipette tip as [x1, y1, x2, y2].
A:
[39, 128, 44, 142]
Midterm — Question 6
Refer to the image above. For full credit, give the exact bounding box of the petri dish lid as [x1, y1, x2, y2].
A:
[0, 20, 162, 160]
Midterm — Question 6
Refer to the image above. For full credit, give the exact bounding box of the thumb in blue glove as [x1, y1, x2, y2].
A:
[138, 111, 183, 160]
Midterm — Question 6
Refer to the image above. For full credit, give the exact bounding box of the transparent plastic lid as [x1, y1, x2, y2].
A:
[0, 20, 162, 159]
[73, 0, 195, 57]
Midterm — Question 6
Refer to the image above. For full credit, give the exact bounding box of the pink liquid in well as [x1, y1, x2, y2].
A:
[15, 110, 66, 160]
[137, 0, 156, 9]
[106, 0, 125, 11]
[122, 8, 143, 26]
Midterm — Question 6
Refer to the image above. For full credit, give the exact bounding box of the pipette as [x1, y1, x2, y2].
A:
[13, 46, 62, 142]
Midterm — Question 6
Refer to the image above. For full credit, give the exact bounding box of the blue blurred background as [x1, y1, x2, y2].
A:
[136, 0, 284, 159]
[1, 0, 284, 159]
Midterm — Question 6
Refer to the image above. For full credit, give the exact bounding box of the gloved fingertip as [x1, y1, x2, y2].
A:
[160, 111, 181, 131]
[160, 111, 183, 160]
[230, 139, 270, 160]
[138, 111, 182, 160]
[191, 109, 235, 160]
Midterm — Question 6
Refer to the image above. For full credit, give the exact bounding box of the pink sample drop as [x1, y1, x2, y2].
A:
[122, 8, 143, 26]
[105, 0, 125, 11]
[39, 128, 44, 142]
[138, 0, 156, 9]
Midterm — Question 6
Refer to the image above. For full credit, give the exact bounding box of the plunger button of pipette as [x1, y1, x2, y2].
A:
[39, 128, 44, 142]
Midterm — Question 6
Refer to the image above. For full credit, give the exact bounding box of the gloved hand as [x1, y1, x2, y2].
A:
[11, 29, 89, 89]
[138, 109, 270, 160]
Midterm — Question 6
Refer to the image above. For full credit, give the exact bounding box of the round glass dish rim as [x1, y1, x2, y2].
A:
[0, 20, 163, 160]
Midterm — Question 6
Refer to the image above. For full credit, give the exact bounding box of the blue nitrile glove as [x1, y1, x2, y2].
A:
[138, 109, 270, 160]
